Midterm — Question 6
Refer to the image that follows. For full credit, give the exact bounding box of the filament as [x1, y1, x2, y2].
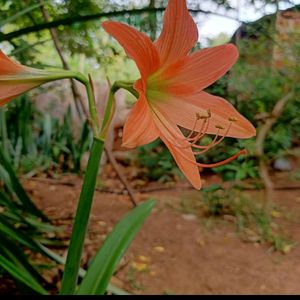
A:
[150, 105, 244, 170]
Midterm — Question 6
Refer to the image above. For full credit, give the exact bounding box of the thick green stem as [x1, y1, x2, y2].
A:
[85, 79, 100, 136]
[99, 80, 138, 141]
[60, 138, 104, 295]
[59, 79, 137, 294]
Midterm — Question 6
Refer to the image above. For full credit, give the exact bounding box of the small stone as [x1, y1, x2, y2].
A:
[271, 210, 281, 218]
[131, 262, 148, 272]
[49, 185, 56, 192]
[273, 157, 292, 171]
[182, 214, 197, 221]
[137, 255, 151, 263]
[282, 244, 293, 254]
[154, 246, 165, 253]
[260, 284, 266, 290]
[97, 220, 107, 227]
[196, 238, 206, 246]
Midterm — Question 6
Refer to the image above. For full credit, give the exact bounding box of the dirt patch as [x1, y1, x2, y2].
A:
[18, 174, 300, 295]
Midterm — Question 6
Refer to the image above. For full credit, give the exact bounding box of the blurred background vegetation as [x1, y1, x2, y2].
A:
[0, 0, 300, 294]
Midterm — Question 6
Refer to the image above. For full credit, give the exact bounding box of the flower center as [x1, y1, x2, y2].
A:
[146, 71, 170, 103]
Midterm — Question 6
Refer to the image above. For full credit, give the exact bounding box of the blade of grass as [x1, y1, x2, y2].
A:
[0, 255, 47, 295]
[38, 244, 130, 295]
[0, 233, 47, 285]
[0, 146, 48, 220]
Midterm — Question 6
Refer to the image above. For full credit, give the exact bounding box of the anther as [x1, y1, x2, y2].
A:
[215, 125, 225, 130]
[228, 117, 237, 122]
[207, 109, 211, 118]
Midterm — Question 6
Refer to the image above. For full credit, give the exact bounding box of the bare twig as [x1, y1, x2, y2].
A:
[255, 91, 294, 209]
[104, 147, 137, 207]
[38, 1, 89, 120]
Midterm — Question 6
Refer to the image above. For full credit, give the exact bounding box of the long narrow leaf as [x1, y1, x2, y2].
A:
[0, 216, 57, 259]
[0, 232, 46, 284]
[77, 199, 156, 295]
[0, 255, 47, 295]
[38, 244, 130, 295]
[0, 3, 43, 27]
[0, 146, 48, 220]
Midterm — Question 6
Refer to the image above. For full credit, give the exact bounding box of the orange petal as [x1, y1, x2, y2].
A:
[161, 136, 202, 190]
[152, 91, 256, 139]
[162, 44, 239, 95]
[102, 21, 160, 83]
[122, 93, 159, 148]
[151, 107, 202, 189]
[0, 81, 40, 105]
[0, 50, 25, 75]
[154, 0, 198, 68]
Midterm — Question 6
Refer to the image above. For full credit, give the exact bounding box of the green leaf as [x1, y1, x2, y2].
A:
[77, 199, 156, 295]
[38, 244, 130, 295]
[0, 216, 42, 252]
[0, 232, 46, 285]
[0, 3, 43, 27]
[0, 146, 48, 221]
[0, 255, 47, 295]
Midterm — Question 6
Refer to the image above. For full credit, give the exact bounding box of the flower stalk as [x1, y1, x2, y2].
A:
[60, 79, 133, 294]
[60, 137, 104, 295]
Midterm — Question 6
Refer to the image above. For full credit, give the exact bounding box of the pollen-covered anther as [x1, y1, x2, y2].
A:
[199, 109, 211, 119]
[184, 112, 210, 142]
[228, 117, 237, 122]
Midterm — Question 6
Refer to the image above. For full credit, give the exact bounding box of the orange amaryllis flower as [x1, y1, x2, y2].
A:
[0, 51, 76, 106]
[103, 0, 256, 189]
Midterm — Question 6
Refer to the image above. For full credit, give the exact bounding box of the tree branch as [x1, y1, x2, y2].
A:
[38, 0, 88, 120]
[0, 7, 240, 42]
[255, 91, 294, 209]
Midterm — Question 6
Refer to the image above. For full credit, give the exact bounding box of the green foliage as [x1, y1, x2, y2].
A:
[0, 146, 62, 294]
[1, 95, 92, 176]
[137, 139, 182, 183]
[201, 185, 294, 252]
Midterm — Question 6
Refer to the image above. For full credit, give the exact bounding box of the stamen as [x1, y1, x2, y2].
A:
[196, 149, 247, 168]
[186, 110, 211, 141]
[192, 128, 221, 154]
[181, 149, 247, 168]
[187, 118, 209, 143]
[185, 113, 201, 140]
[152, 107, 245, 171]
[191, 121, 232, 150]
